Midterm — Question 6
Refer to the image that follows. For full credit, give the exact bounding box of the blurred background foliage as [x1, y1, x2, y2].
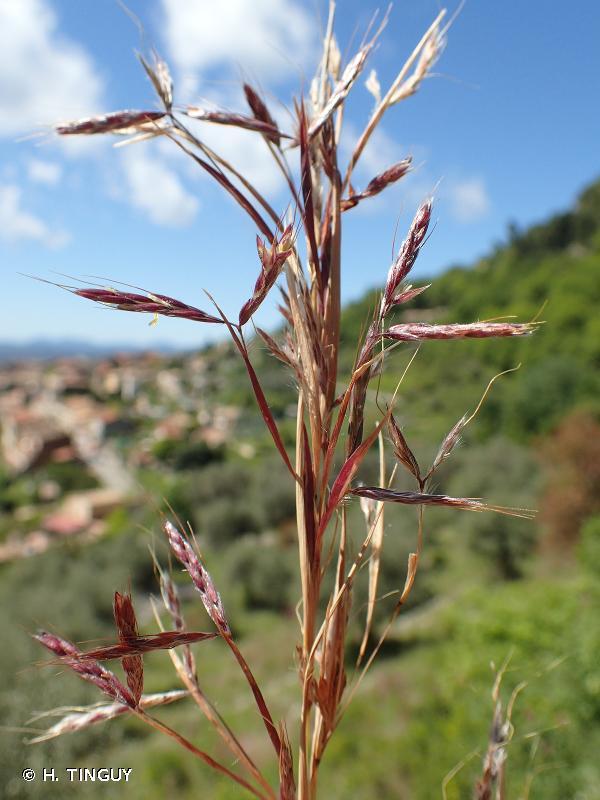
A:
[1, 180, 599, 797]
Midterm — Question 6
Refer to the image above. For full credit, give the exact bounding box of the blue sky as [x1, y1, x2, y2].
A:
[1, 0, 599, 348]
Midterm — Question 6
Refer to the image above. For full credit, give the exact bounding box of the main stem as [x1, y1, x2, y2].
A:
[298, 164, 343, 800]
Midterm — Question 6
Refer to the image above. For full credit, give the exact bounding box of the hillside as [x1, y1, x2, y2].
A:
[1, 179, 599, 799]
[339, 177, 600, 440]
[218, 176, 600, 453]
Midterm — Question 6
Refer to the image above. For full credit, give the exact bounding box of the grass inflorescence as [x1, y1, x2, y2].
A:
[30, 5, 537, 798]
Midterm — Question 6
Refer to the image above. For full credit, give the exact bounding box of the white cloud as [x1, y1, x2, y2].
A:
[137, 1, 319, 210]
[120, 147, 199, 227]
[26, 158, 62, 185]
[0, 0, 103, 137]
[447, 177, 490, 223]
[0, 183, 69, 247]
[160, 0, 316, 97]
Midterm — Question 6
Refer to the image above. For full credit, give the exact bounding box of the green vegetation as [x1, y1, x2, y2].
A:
[210, 178, 600, 452]
[340, 179, 600, 444]
[1, 179, 599, 797]
[151, 437, 224, 471]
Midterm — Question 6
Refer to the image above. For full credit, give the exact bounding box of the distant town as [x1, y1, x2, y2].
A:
[0, 349, 242, 561]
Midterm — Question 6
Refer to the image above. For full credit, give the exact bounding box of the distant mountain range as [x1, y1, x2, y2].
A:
[0, 338, 184, 362]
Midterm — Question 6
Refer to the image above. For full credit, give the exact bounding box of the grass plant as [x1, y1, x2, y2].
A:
[32, 6, 537, 797]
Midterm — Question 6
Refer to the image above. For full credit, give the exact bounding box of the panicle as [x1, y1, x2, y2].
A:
[164, 521, 230, 634]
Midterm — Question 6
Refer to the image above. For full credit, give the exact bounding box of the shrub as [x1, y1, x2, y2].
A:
[540, 410, 600, 548]
[227, 539, 297, 612]
[444, 437, 540, 578]
[152, 437, 224, 470]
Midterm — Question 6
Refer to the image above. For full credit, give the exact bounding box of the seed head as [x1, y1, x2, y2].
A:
[239, 225, 295, 325]
[342, 158, 412, 211]
[383, 322, 535, 342]
[388, 414, 421, 482]
[164, 521, 230, 634]
[113, 592, 143, 705]
[382, 199, 432, 316]
[73, 287, 223, 325]
[55, 110, 165, 136]
[243, 84, 281, 146]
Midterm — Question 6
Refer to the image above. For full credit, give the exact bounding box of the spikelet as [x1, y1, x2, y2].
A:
[113, 592, 143, 705]
[164, 521, 230, 634]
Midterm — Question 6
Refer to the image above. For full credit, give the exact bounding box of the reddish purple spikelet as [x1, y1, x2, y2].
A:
[427, 414, 469, 478]
[27, 690, 187, 744]
[56, 110, 165, 135]
[382, 199, 432, 316]
[34, 631, 136, 707]
[113, 592, 143, 706]
[391, 283, 431, 306]
[74, 287, 223, 325]
[139, 55, 173, 110]
[78, 631, 217, 661]
[239, 225, 295, 325]
[185, 108, 289, 141]
[350, 486, 535, 517]
[383, 321, 535, 341]
[164, 521, 230, 634]
[243, 84, 281, 146]
[159, 572, 185, 632]
[278, 723, 296, 800]
[341, 158, 412, 211]
[388, 413, 421, 482]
